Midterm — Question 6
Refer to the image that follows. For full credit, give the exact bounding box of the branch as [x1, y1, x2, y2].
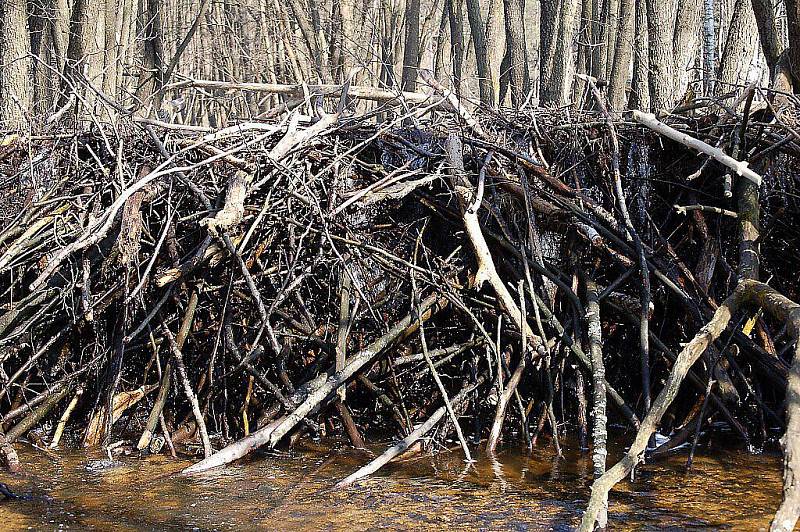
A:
[166, 79, 441, 105]
[632, 110, 762, 186]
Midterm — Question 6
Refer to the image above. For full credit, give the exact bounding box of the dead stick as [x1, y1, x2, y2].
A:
[632, 110, 762, 186]
[138, 289, 198, 450]
[581, 280, 797, 530]
[183, 294, 446, 474]
[486, 280, 528, 454]
[336, 377, 484, 487]
[585, 279, 608, 528]
[49, 387, 83, 448]
[162, 319, 212, 458]
[6, 386, 71, 443]
[412, 230, 472, 461]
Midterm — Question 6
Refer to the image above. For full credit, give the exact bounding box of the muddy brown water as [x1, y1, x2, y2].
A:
[0, 438, 783, 530]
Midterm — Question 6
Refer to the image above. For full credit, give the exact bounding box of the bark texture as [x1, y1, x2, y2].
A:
[1, 0, 33, 129]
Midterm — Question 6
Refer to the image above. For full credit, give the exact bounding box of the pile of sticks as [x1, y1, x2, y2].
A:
[1, 81, 800, 529]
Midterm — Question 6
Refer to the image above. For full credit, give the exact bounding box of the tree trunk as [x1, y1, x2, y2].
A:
[750, 0, 784, 79]
[783, 0, 800, 88]
[30, 3, 54, 115]
[66, 0, 107, 117]
[673, 0, 701, 96]
[541, 0, 580, 105]
[465, 0, 495, 104]
[103, 0, 122, 100]
[402, 0, 421, 90]
[718, 0, 758, 89]
[573, 0, 592, 100]
[591, 0, 617, 83]
[485, 0, 506, 103]
[646, 0, 676, 111]
[539, 0, 560, 97]
[339, 0, 360, 76]
[503, 0, 528, 106]
[703, 0, 717, 93]
[287, 0, 329, 81]
[607, 0, 635, 111]
[1, 0, 33, 129]
[602, 0, 620, 82]
[586, 279, 608, 528]
[135, 0, 166, 113]
[630, 0, 650, 110]
[448, 0, 466, 92]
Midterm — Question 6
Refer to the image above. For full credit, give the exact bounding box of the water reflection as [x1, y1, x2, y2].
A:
[0, 438, 783, 530]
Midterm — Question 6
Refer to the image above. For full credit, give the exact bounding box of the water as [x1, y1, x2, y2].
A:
[0, 439, 783, 530]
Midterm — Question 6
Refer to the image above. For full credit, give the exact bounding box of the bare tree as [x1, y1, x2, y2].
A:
[339, 0, 361, 76]
[0, 0, 787, 122]
[539, 0, 560, 97]
[135, 0, 166, 112]
[646, 0, 677, 111]
[607, 0, 635, 111]
[630, 0, 650, 110]
[785, 0, 800, 88]
[541, 0, 579, 105]
[703, 0, 717, 94]
[750, 0, 784, 79]
[592, 0, 618, 83]
[286, 0, 329, 81]
[486, 0, 506, 102]
[674, 0, 702, 92]
[448, 0, 466, 91]
[718, 0, 758, 90]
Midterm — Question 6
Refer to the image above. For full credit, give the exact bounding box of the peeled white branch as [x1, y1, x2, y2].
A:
[579, 280, 800, 532]
[336, 377, 483, 487]
[632, 110, 762, 186]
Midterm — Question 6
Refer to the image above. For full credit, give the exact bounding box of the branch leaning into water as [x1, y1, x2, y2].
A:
[336, 375, 486, 487]
[579, 280, 800, 532]
[182, 294, 447, 474]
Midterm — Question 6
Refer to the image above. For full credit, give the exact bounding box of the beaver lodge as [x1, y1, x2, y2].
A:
[0, 77, 799, 528]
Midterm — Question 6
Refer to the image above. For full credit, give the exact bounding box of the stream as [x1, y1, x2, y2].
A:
[0, 438, 783, 530]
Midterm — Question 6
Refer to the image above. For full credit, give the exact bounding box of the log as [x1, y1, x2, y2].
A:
[165, 79, 441, 105]
[585, 279, 608, 528]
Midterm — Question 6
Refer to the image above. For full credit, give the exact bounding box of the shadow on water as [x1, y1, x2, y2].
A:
[0, 437, 783, 530]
